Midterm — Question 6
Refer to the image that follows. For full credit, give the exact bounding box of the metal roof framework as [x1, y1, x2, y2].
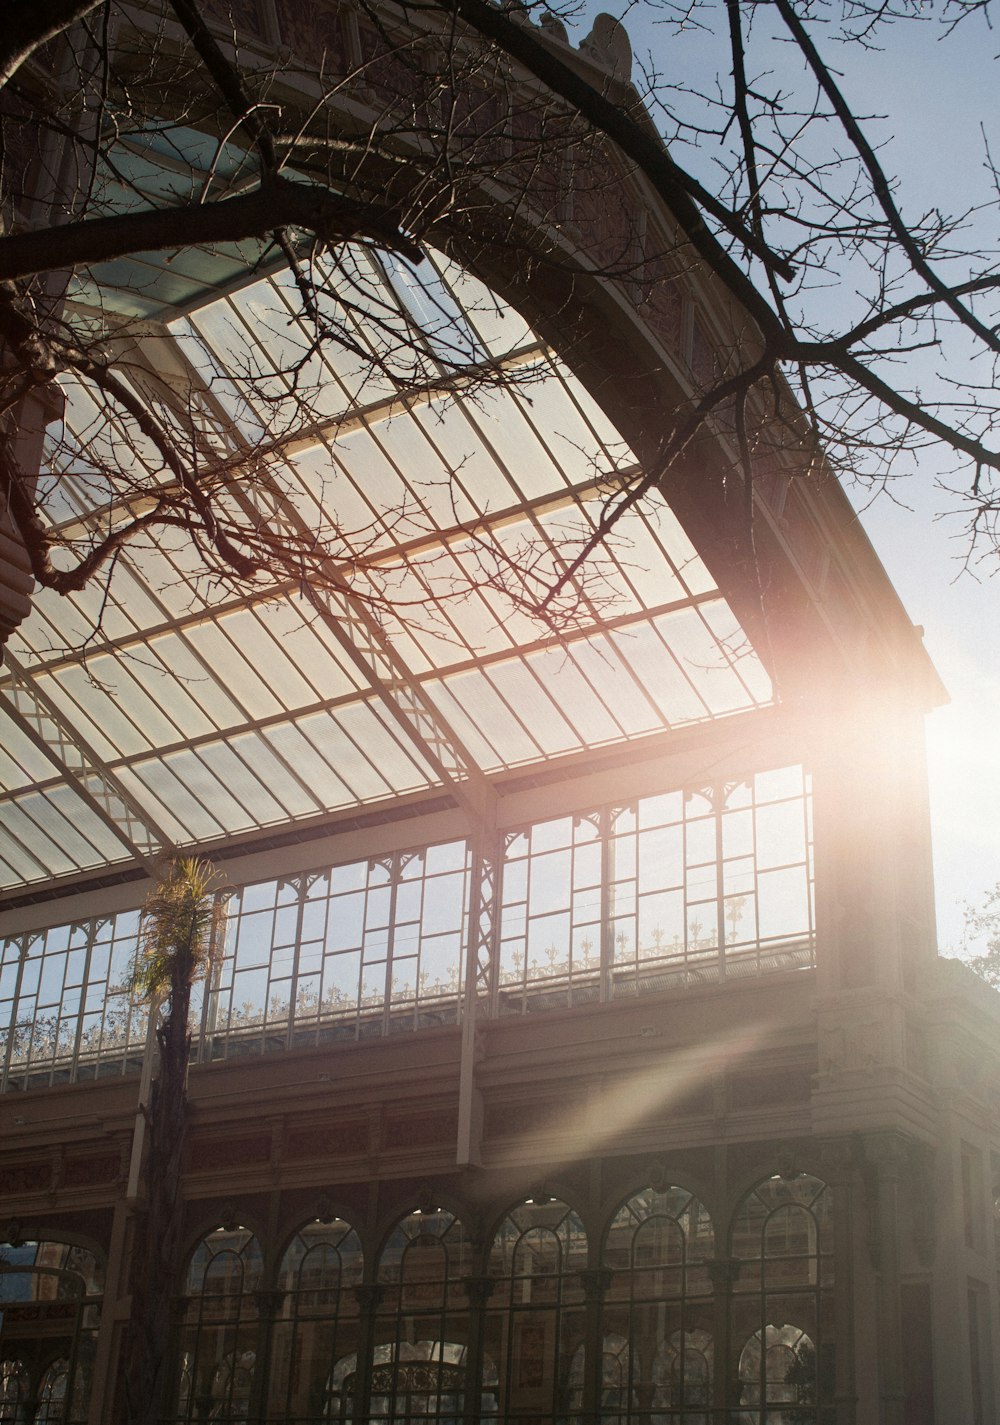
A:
[0, 242, 774, 909]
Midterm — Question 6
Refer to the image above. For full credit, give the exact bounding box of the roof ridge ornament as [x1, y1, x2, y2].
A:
[578, 13, 632, 83]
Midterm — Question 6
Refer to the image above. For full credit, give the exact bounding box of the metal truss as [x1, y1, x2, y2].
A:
[0, 652, 169, 865]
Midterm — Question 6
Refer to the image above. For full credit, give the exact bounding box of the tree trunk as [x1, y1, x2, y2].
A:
[123, 962, 193, 1425]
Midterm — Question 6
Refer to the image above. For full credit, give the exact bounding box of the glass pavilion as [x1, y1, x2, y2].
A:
[0, 6, 994, 1424]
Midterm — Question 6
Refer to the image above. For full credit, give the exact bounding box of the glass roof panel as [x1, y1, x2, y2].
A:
[243, 602, 369, 701]
[401, 397, 527, 517]
[608, 620, 713, 725]
[699, 599, 774, 704]
[522, 645, 628, 746]
[121, 750, 239, 843]
[333, 702, 440, 800]
[425, 670, 539, 769]
[192, 738, 321, 823]
[1, 786, 130, 881]
[551, 637, 665, 738]
[432, 257, 535, 359]
[0, 239, 774, 898]
[40, 664, 156, 761]
[257, 719, 361, 810]
[481, 661, 581, 757]
[0, 709, 61, 788]
[648, 605, 762, 714]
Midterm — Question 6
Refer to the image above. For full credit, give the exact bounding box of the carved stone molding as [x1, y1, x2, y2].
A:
[218, 1201, 240, 1233]
[644, 1160, 668, 1192]
[353, 1283, 384, 1313]
[706, 1257, 741, 1289]
[817, 1137, 857, 1186]
[579, 1267, 615, 1302]
[908, 1143, 936, 1270]
[2, 1218, 24, 1248]
[414, 1181, 439, 1214]
[461, 1274, 497, 1304]
[775, 1146, 798, 1181]
[253, 1288, 286, 1319]
[863, 1131, 911, 1182]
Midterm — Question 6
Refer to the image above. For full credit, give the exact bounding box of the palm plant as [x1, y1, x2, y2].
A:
[125, 856, 226, 1425]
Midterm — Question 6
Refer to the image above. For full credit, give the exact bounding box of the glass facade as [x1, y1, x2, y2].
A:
[173, 1228, 263, 1424]
[0, 1240, 103, 1425]
[730, 1174, 835, 1424]
[602, 1187, 715, 1422]
[0, 911, 146, 1091]
[0, 768, 813, 1092]
[498, 767, 814, 1013]
[145, 1176, 837, 1425]
[372, 1210, 475, 1424]
[208, 843, 470, 1055]
[268, 1219, 363, 1423]
[485, 1198, 588, 1422]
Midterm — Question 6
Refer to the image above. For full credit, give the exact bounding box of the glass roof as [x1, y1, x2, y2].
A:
[0, 246, 772, 897]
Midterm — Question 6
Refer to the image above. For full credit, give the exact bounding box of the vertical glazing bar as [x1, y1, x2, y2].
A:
[458, 830, 498, 1167]
[714, 787, 727, 982]
[68, 921, 99, 1085]
[1, 936, 28, 1093]
[284, 877, 307, 1052]
[600, 809, 613, 1003]
[199, 890, 230, 1064]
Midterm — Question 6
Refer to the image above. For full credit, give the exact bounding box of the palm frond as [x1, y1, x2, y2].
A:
[131, 857, 227, 1006]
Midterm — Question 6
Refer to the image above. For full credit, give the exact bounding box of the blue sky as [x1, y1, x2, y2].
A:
[567, 0, 1000, 948]
[777, 11, 1000, 950]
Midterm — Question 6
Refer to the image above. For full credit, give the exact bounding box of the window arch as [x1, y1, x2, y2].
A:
[173, 1227, 262, 1423]
[267, 1218, 363, 1422]
[737, 1325, 818, 1421]
[367, 1207, 475, 1424]
[0, 1239, 103, 1425]
[730, 1174, 833, 1424]
[601, 1185, 715, 1422]
[33, 1361, 69, 1425]
[0, 1361, 28, 1425]
[485, 1198, 588, 1424]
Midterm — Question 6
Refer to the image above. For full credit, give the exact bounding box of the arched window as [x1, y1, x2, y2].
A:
[602, 1185, 715, 1422]
[369, 1208, 474, 1423]
[737, 1325, 818, 1421]
[0, 1240, 103, 1425]
[267, 1218, 363, 1422]
[730, 1174, 833, 1424]
[485, 1198, 588, 1424]
[653, 1329, 713, 1419]
[173, 1227, 262, 1423]
[33, 1361, 68, 1425]
[0, 1361, 28, 1425]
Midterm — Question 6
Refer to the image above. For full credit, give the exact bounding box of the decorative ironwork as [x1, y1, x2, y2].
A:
[1, 654, 169, 861]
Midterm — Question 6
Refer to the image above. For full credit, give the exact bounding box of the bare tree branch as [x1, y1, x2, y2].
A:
[0, 0, 102, 88]
[0, 172, 422, 280]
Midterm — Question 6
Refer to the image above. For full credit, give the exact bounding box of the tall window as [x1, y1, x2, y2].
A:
[498, 766, 814, 1013]
[206, 842, 469, 1057]
[0, 1360, 28, 1424]
[1, 912, 145, 1091]
[485, 1198, 588, 1423]
[268, 1219, 363, 1423]
[369, 1208, 474, 1423]
[173, 1228, 262, 1423]
[730, 1174, 834, 1424]
[33, 1363, 69, 1425]
[3, 770, 813, 1096]
[602, 1186, 715, 1423]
